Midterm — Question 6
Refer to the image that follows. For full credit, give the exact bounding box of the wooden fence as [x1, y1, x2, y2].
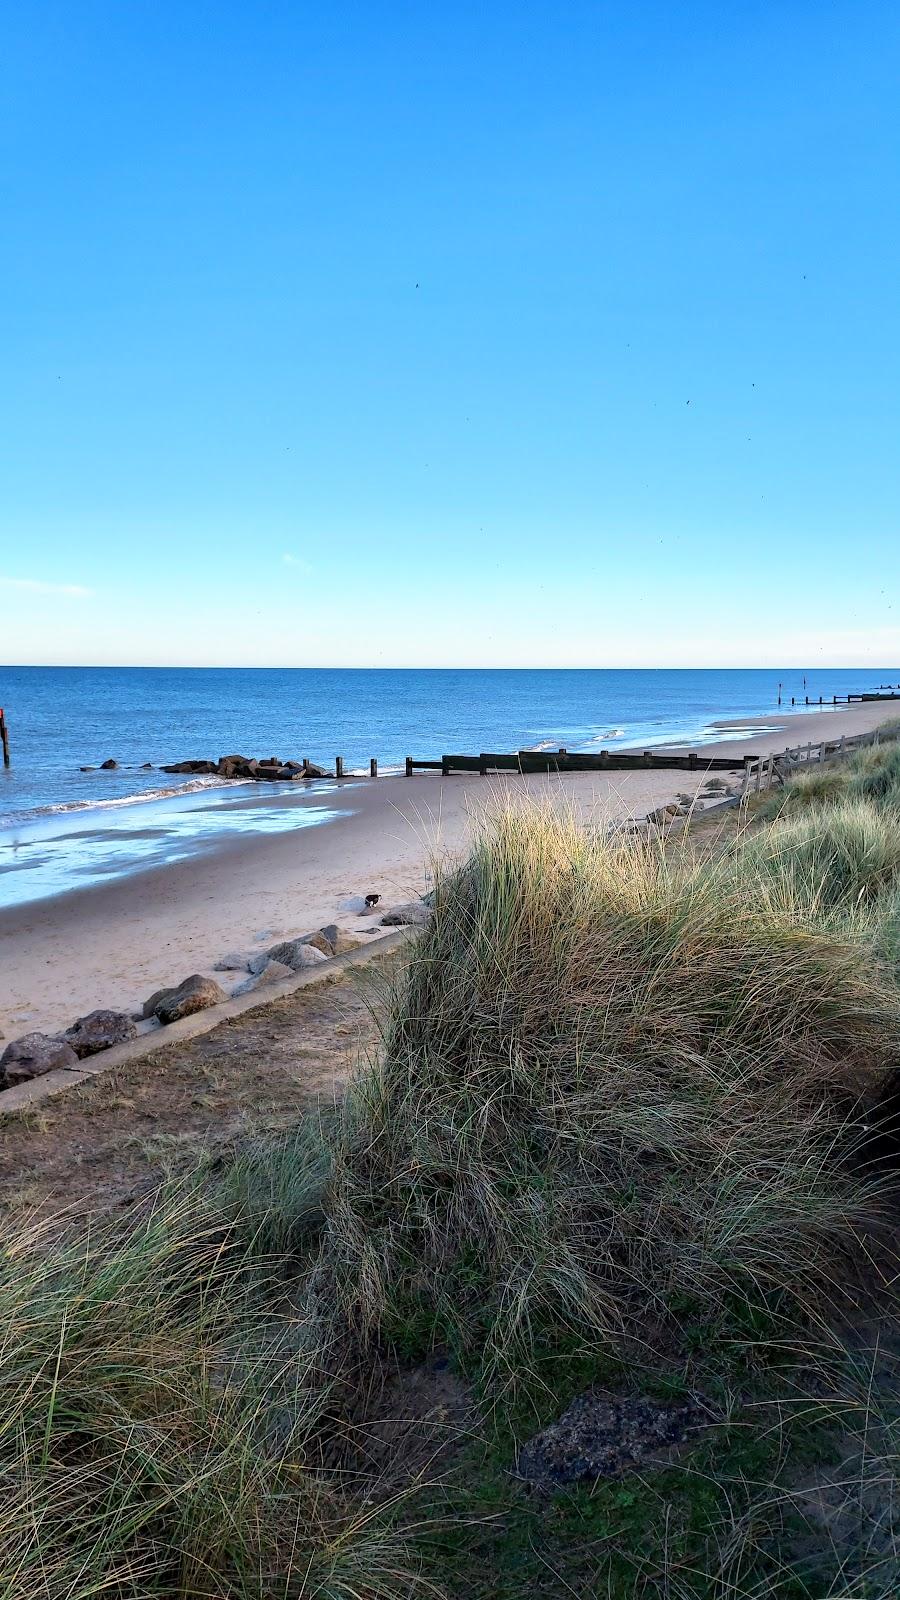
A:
[739, 726, 887, 801]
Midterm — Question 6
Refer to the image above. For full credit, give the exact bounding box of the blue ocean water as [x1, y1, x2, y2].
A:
[0, 666, 896, 909]
[0, 665, 894, 828]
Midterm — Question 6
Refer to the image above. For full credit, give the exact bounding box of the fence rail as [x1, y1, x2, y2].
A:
[739, 727, 887, 800]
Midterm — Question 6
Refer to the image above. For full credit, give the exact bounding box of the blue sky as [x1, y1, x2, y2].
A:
[1, 1, 898, 667]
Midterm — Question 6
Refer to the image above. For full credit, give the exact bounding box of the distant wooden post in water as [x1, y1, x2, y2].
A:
[0, 707, 9, 767]
[335, 756, 344, 779]
[370, 757, 378, 777]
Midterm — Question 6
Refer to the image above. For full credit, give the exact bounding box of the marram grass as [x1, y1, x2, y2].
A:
[324, 801, 899, 1399]
[0, 1191, 426, 1600]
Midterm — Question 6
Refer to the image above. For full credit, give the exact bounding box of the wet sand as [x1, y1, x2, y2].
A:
[1, 700, 894, 1039]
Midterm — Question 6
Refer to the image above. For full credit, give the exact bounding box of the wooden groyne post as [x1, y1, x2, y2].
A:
[0, 707, 8, 767]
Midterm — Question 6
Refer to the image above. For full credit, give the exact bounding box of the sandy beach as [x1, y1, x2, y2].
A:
[1, 699, 894, 1040]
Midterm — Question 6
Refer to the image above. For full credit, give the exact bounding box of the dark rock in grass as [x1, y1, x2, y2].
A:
[516, 1391, 709, 1487]
[145, 974, 227, 1024]
[100, 758, 118, 769]
[63, 1008, 137, 1058]
[381, 901, 432, 927]
[1, 1032, 79, 1087]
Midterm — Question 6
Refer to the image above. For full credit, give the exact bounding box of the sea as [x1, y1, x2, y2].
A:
[0, 666, 895, 909]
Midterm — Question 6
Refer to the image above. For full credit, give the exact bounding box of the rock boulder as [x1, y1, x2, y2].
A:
[317, 924, 362, 956]
[145, 975, 227, 1024]
[266, 939, 329, 971]
[213, 952, 252, 972]
[1, 1032, 79, 1088]
[231, 959, 295, 996]
[63, 1008, 137, 1058]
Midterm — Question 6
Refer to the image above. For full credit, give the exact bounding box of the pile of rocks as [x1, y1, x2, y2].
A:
[0, 923, 365, 1092]
[646, 779, 737, 829]
[0, 1009, 138, 1089]
[0, 904, 434, 1094]
[161, 754, 332, 781]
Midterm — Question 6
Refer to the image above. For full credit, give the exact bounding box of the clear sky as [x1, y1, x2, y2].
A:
[1, 1, 898, 668]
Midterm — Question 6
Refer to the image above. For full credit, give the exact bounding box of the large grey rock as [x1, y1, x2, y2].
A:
[231, 959, 295, 997]
[1, 1032, 79, 1087]
[266, 939, 329, 971]
[63, 1008, 137, 1058]
[145, 974, 227, 1024]
[381, 901, 431, 927]
[213, 952, 252, 972]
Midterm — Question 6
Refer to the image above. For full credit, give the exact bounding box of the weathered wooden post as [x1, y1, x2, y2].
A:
[688, 751, 698, 771]
[370, 757, 378, 778]
[0, 707, 8, 768]
[335, 756, 344, 779]
[405, 756, 413, 778]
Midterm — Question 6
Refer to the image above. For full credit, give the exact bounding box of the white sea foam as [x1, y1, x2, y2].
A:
[23, 776, 245, 820]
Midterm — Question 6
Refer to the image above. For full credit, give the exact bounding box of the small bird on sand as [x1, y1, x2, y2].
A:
[364, 893, 381, 909]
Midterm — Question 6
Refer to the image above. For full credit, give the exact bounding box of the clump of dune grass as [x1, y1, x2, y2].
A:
[324, 803, 899, 1402]
[848, 743, 900, 806]
[0, 1189, 423, 1599]
[759, 764, 850, 819]
[215, 1117, 334, 1260]
[743, 797, 900, 916]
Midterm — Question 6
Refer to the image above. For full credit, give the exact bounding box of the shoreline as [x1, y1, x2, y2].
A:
[1, 700, 894, 1040]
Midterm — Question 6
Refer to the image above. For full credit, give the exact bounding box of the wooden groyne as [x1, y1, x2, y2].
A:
[404, 747, 748, 777]
[789, 691, 900, 706]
